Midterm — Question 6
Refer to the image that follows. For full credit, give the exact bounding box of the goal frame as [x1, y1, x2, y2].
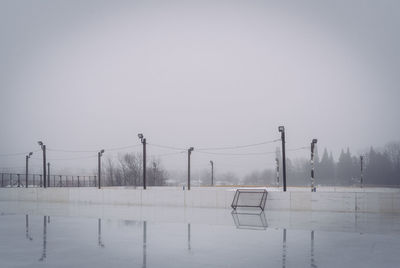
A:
[231, 189, 268, 211]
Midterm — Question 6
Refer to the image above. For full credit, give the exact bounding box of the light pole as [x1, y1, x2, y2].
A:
[187, 147, 194, 190]
[138, 133, 147, 189]
[47, 162, 50, 187]
[310, 139, 318, 192]
[25, 152, 33, 188]
[38, 141, 46, 188]
[98, 149, 104, 189]
[278, 126, 287, 192]
[360, 155, 364, 188]
[275, 157, 280, 187]
[210, 160, 214, 186]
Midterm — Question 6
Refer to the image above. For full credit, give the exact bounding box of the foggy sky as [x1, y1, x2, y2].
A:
[1, 0, 399, 176]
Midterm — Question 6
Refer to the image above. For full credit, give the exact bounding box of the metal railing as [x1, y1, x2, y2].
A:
[0, 173, 97, 188]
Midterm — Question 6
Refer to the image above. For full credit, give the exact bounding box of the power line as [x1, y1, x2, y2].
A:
[47, 148, 97, 153]
[196, 139, 280, 151]
[287, 146, 310, 152]
[105, 144, 141, 151]
[147, 143, 186, 151]
[31, 155, 97, 161]
[196, 150, 276, 156]
[149, 151, 186, 158]
[47, 144, 141, 153]
[0, 149, 41, 157]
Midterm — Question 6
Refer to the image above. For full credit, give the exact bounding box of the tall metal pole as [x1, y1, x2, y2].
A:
[26, 156, 29, 188]
[311, 139, 317, 192]
[278, 126, 287, 192]
[47, 163, 50, 187]
[360, 156, 364, 188]
[143, 138, 146, 189]
[210, 160, 214, 186]
[38, 142, 46, 188]
[275, 157, 280, 187]
[138, 134, 147, 189]
[43, 145, 46, 188]
[188, 147, 194, 190]
[98, 149, 104, 189]
[24, 151, 33, 187]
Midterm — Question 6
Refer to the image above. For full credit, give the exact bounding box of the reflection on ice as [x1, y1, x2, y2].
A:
[0, 202, 400, 268]
[231, 210, 268, 230]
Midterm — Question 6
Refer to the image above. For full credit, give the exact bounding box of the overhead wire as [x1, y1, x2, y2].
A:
[0, 149, 41, 157]
[196, 150, 277, 156]
[196, 139, 281, 151]
[147, 143, 186, 151]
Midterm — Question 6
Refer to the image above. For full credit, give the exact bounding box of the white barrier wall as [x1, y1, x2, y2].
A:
[0, 187, 400, 213]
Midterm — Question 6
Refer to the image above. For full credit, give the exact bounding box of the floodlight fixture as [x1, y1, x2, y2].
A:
[38, 141, 43, 146]
[278, 126, 285, 132]
[138, 133, 143, 139]
[28, 152, 33, 157]
[312, 139, 318, 144]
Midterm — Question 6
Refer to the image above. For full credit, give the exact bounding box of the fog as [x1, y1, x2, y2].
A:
[1, 0, 399, 179]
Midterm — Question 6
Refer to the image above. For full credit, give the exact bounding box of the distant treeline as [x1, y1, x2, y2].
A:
[243, 141, 400, 187]
[102, 153, 168, 187]
[101, 141, 400, 187]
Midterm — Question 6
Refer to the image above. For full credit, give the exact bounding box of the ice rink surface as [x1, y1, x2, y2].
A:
[1, 201, 400, 268]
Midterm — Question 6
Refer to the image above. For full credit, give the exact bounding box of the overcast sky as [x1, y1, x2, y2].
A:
[0, 0, 399, 176]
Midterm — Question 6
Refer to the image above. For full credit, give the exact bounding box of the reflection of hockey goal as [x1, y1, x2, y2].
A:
[231, 189, 268, 211]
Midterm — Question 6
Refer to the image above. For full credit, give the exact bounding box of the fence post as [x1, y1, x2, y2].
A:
[77, 176, 80, 187]
[17, 174, 20, 187]
[40, 175, 42, 187]
[33, 174, 35, 187]
[10, 173, 12, 187]
[1, 173, 3, 187]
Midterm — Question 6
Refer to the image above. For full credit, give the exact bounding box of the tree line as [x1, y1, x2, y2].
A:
[99, 141, 400, 187]
[243, 141, 400, 187]
[102, 153, 168, 187]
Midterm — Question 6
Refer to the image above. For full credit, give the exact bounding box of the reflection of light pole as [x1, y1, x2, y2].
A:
[98, 219, 104, 247]
[311, 139, 318, 192]
[25, 152, 33, 188]
[143, 221, 147, 268]
[210, 161, 214, 186]
[98, 149, 104, 189]
[282, 228, 287, 268]
[311, 230, 316, 268]
[138, 133, 147, 189]
[25, 215, 33, 241]
[188, 223, 191, 251]
[39, 216, 47, 261]
[278, 126, 287, 192]
[187, 147, 194, 190]
[38, 141, 46, 188]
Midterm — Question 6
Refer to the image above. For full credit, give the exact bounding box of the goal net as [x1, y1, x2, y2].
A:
[231, 189, 267, 210]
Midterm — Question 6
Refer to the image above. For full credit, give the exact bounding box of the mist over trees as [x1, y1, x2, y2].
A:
[103, 153, 168, 187]
[242, 141, 400, 187]
[95, 141, 400, 187]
